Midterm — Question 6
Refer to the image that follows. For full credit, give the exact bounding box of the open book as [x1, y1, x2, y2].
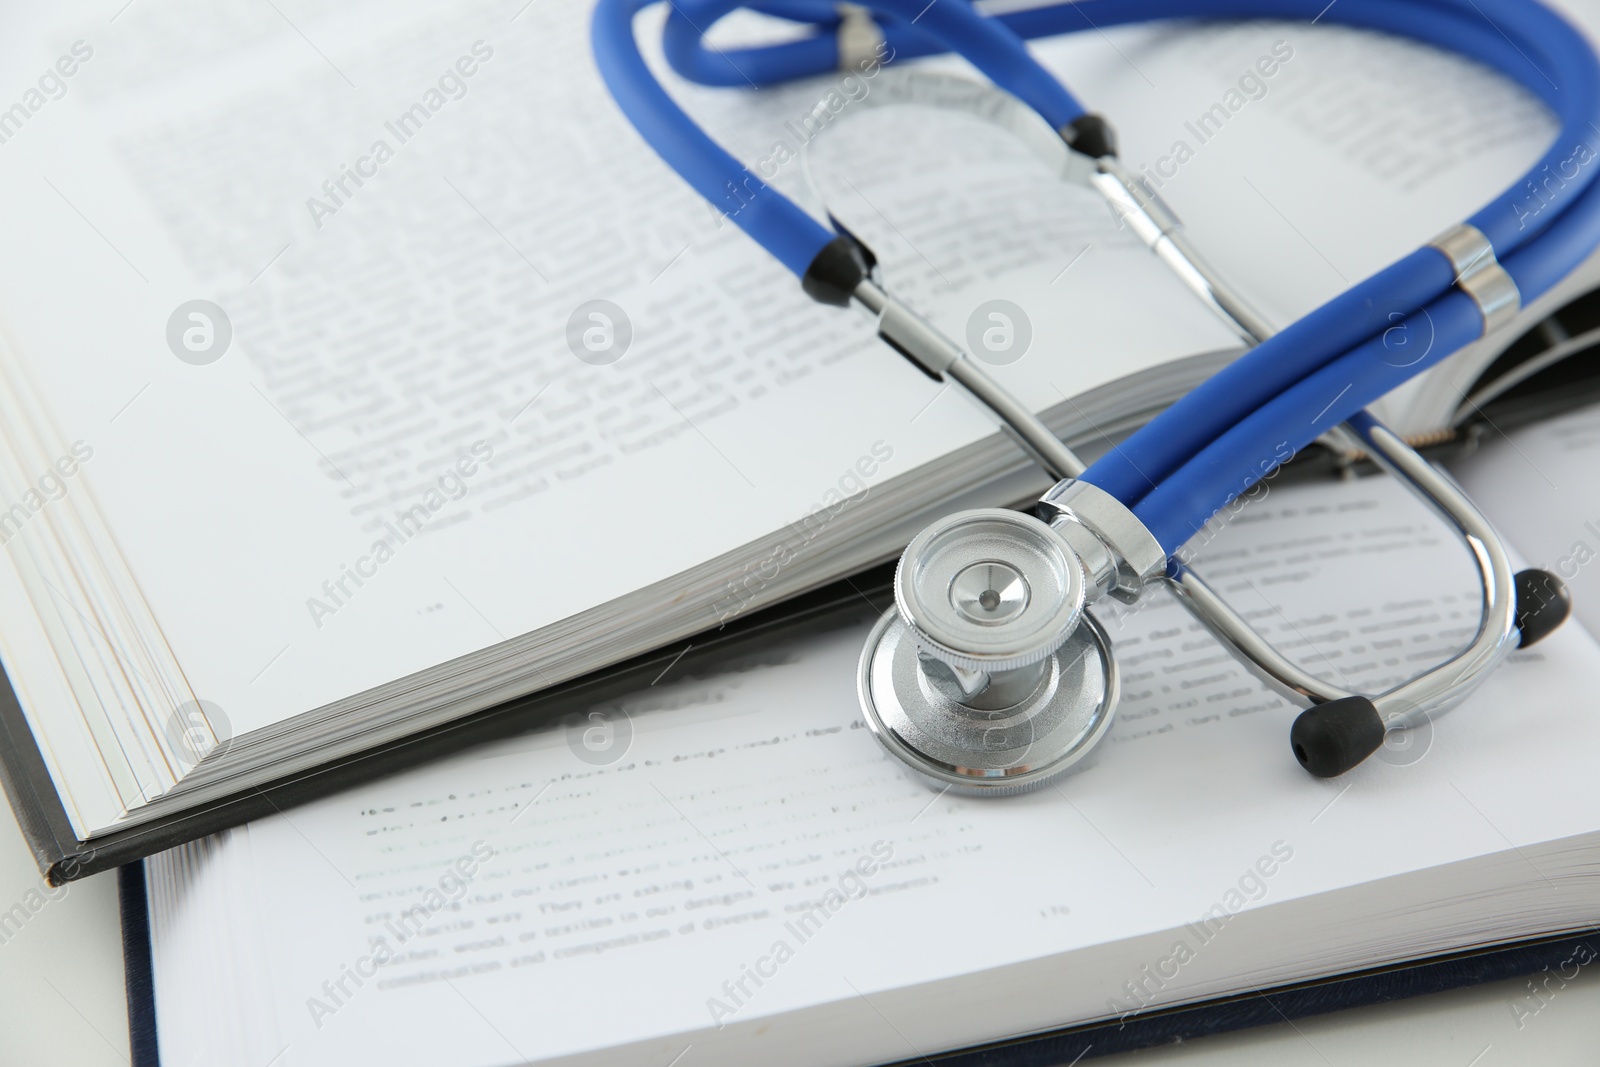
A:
[2, 0, 1598, 880]
[138, 401, 1600, 1067]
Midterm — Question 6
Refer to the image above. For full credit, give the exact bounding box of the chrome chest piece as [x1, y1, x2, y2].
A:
[858, 487, 1165, 795]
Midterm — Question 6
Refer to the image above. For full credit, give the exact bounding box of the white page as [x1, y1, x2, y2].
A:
[149, 470, 1600, 1067]
[0, 1, 1576, 834]
[0, 0, 1242, 835]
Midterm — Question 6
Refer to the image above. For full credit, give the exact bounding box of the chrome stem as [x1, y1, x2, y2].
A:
[1337, 419, 1519, 725]
[1089, 157, 1276, 346]
[852, 278, 1087, 480]
[1165, 566, 1349, 706]
[1163, 421, 1520, 727]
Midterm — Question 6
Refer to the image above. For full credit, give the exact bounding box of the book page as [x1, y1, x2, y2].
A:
[0, 0, 1242, 835]
[0, 0, 1570, 835]
[147, 469, 1600, 1067]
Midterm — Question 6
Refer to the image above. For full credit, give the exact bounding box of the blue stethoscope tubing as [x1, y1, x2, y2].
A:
[591, 0, 1600, 553]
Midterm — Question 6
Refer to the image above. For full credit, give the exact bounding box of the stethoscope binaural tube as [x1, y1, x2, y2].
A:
[645, 0, 1600, 547]
[654, 0, 1600, 519]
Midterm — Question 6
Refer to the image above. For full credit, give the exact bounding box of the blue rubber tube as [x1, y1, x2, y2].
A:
[1077, 1, 1600, 510]
[665, 0, 1600, 258]
[662, 4, 921, 86]
[661, 0, 1600, 261]
[1083, 250, 1456, 503]
[1135, 291, 1484, 553]
[1133, 158, 1600, 553]
[592, 0, 838, 276]
[667, 0, 1090, 129]
[663, 7, 837, 86]
[662, 0, 1600, 257]
[596, 0, 1088, 273]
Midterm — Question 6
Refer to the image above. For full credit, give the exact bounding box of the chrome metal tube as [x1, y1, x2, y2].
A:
[1163, 420, 1520, 728]
[853, 278, 1087, 481]
[945, 357, 1087, 480]
[1157, 228, 1277, 345]
[1089, 157, 1275, 346]
[848, 120, 1517, 738]
[1338, 420, 1519, 725]
[1165, 565, 1352, 706]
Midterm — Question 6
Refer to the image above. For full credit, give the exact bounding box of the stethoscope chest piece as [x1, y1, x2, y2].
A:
[858, 509, 1119, 794]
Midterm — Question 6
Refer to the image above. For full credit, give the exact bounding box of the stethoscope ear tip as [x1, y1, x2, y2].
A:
[1290, 696, 1385, 778]
[1514, 568, 1572, 649]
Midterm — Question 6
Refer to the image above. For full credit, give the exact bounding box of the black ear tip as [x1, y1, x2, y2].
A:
[1290, 697, 1385, 778]
[1063, 113, 1118, 158]
[1515, 569, 1571, 648]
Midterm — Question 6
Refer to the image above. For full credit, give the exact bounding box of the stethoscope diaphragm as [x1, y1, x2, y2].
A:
[858, 509, 1119, 794]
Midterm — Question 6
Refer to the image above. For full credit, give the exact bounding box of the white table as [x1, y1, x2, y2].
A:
[2, 801, 1594, 1066]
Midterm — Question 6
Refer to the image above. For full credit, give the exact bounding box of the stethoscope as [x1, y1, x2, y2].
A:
[592, 0, 1600, 792]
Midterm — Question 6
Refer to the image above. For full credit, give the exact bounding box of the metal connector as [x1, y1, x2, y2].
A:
[1036, 478, 1167, 603]
[854, 280, 962, 379]
[1430, 223, 1520, 335]
[835, 4, 884, 72]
